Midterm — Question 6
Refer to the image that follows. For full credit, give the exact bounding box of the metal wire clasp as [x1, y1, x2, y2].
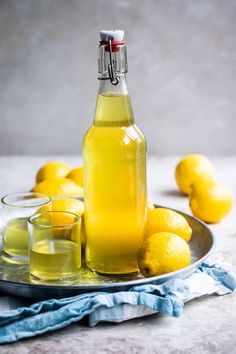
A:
[107, 36, 119, 85]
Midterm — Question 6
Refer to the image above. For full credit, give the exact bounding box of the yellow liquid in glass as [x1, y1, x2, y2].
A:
[83, 94, 147, 274]
[3, 218, 29, 263]
[30, 239, 81, 281]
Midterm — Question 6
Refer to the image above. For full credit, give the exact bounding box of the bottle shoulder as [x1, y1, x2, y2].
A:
[84, 124, 146, 145]
[83, 124, 146, 159]
[131, 124, 146, 143]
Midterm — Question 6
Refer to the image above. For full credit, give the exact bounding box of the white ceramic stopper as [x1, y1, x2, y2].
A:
[100, 30, 124, 42]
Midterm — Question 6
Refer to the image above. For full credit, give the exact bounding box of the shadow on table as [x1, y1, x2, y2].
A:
[159, 189, 186, 199]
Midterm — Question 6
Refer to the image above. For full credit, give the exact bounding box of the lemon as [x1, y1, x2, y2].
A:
[36, 161, 71, 183]
[189, 181, 234, 223]
[145, 207, 192, 242]
[67, 166, 84, 187]
[39, 198, 85, 246]
[36, 210, 81, 242]
[32, 178, 84, 197]
[39, 198, 84, 216]
[175, 154, 215, 195]
[138, 232, 191, 277]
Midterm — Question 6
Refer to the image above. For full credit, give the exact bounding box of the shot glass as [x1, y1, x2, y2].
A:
[0, 192, 51, 264]
[28, 211, 81, 284]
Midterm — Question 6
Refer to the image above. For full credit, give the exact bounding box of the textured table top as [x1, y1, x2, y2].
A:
[0, 156, 235, 354]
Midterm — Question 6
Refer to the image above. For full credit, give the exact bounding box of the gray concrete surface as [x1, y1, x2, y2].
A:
[0, 155, 235, 353]
[0, 0, 236, 155]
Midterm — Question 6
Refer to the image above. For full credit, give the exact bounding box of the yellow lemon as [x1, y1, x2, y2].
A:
[145, 207, 192, 242]
[67, 166, 84, 187]
[39, 198, 84, 244]
[39, 198, 85, 247]
[39, 198, 84, 216]
[175, 154, 215, 195]
[35, 210, 81, 242]
[138, 232, 191, 277]
[32, 178, 84, 197]
[189, 181, 234, 223]
[36, 161, 71, 183]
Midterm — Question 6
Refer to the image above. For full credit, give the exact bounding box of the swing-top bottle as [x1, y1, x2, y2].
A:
[83, 30, 147, 274]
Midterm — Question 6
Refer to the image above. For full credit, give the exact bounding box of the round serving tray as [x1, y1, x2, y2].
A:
[0, 206, 215, 300]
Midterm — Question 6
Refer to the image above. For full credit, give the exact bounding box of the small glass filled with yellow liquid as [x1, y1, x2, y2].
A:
[0, 192, 51, 264]
[28, 211, 81, 284]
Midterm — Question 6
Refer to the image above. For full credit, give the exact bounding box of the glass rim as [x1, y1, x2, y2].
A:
[28, 210, 81, 228]
[1, 192, 51, 208]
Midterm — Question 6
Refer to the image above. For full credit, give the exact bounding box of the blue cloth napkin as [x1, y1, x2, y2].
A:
[0, 256, 235, 344]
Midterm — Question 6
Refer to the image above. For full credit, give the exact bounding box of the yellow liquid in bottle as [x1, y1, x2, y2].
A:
[83, 93, 147, 274]
[3, 217, 29, 263]
[30, 239, 81, 281]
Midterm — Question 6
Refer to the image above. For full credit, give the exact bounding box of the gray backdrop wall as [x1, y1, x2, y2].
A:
[0, 0, 235, 155]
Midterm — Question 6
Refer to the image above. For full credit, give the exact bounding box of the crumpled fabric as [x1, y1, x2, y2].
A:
[0, 257, 235, 344]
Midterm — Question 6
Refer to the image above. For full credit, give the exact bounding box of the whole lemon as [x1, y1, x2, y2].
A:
[145, 208, 192, 242]
[39, 198, 84, 216]
[39, 198, 84, 244]
[67, 166, 84, 187]
[34, 210, 81, 243]
[138, 232, 191, 277]
[175, 154, 215, 195]
[32, 178, 84, 197]
[36, 161, 71, 183]
[189, 181, 234, 223]
[38, 197, 85, 247]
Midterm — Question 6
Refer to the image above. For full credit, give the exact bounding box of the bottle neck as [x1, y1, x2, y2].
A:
[94, 74, 134, 127]
[98, 74, 128, 95]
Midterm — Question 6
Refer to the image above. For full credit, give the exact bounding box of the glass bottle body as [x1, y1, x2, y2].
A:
[83, 76, 147, 275]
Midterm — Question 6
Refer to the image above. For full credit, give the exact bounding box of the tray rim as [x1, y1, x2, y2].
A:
[0, 205, 215, 295]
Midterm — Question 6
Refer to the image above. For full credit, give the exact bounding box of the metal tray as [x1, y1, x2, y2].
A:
[0, 207, 215, 300]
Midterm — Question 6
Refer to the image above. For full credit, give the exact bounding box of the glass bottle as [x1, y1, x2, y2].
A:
[83, 30, 147, 275]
